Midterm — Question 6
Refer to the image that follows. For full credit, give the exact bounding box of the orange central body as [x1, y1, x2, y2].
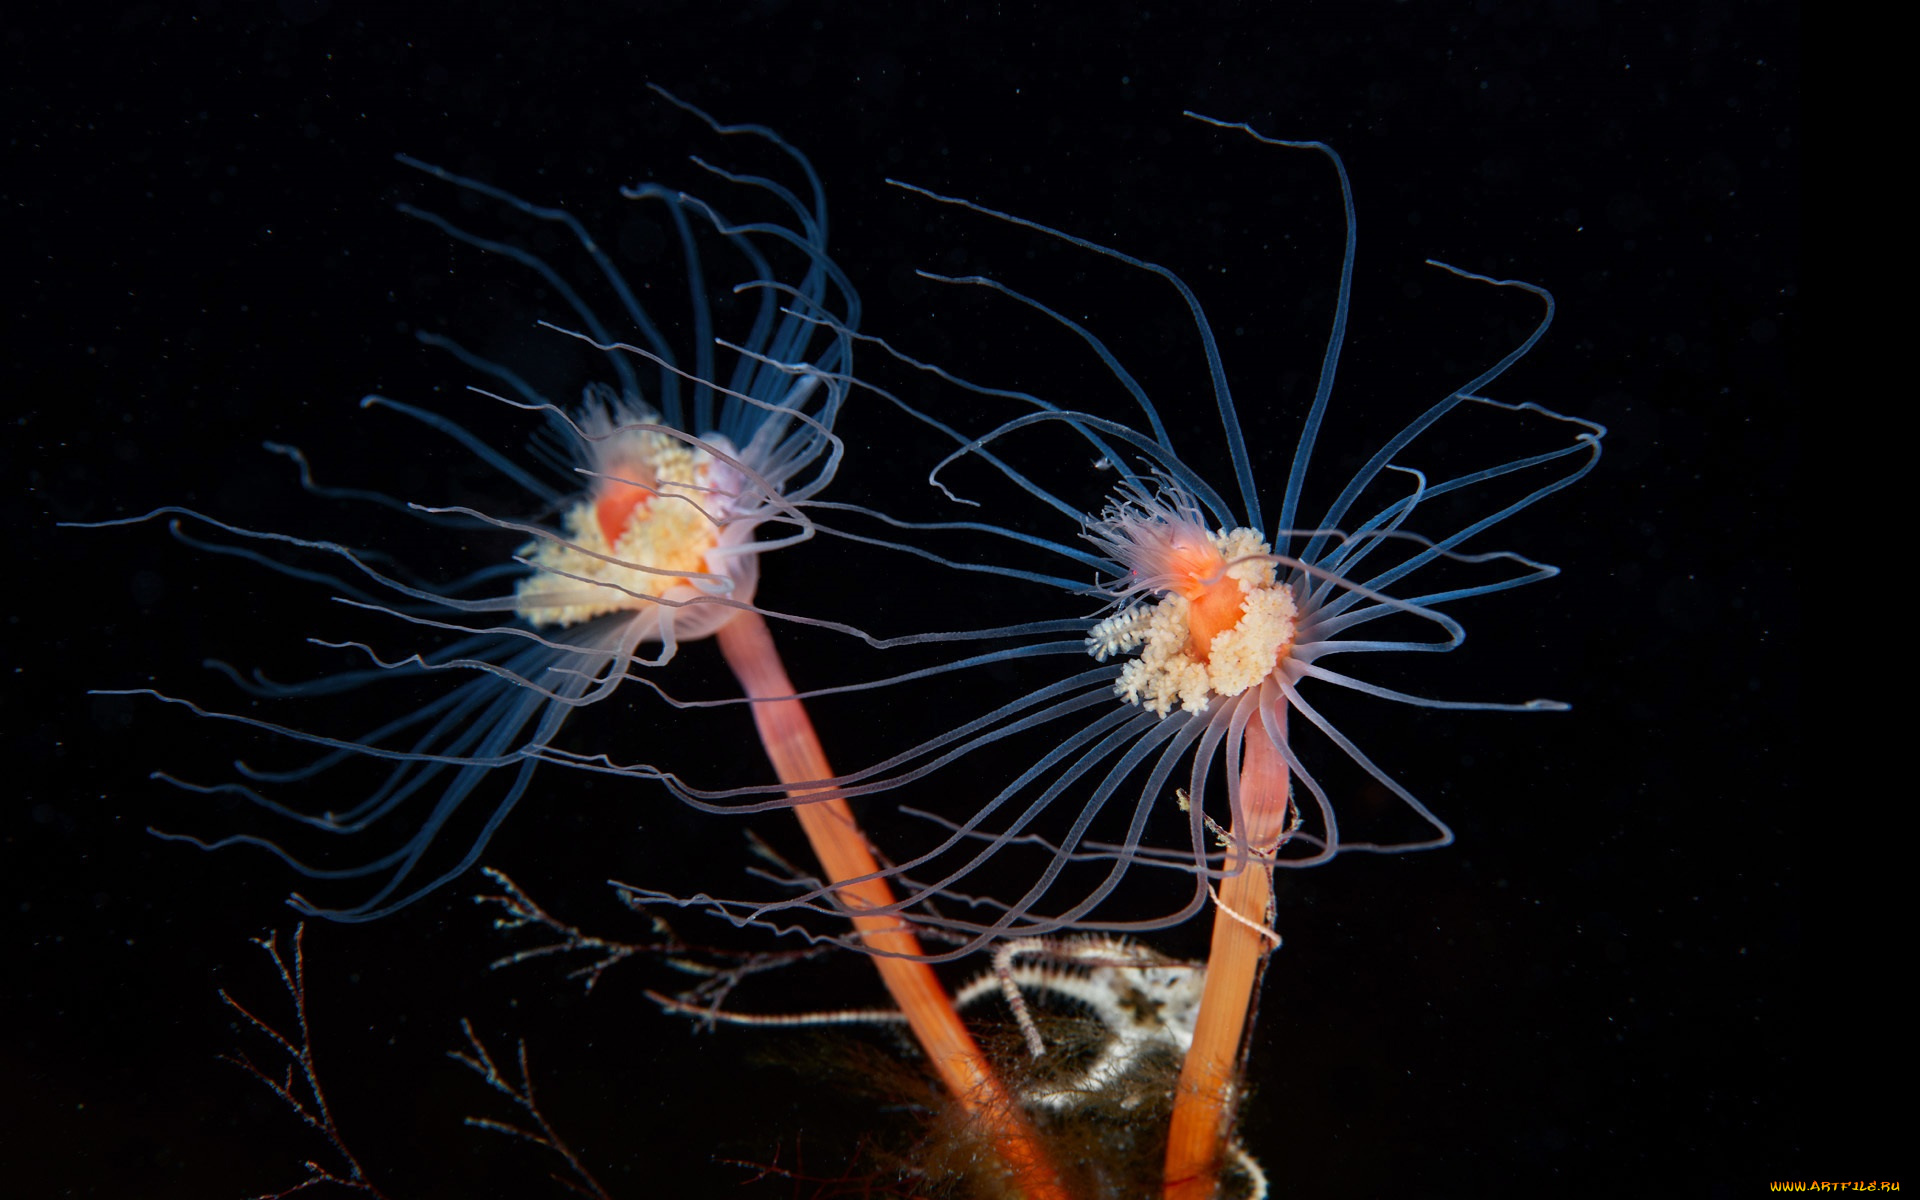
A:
[1184, 578, 1248, 663]
[594, 477, 655, 544]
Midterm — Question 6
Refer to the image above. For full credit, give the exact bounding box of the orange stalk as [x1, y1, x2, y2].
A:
[1164, 707, 1290, 1199]
[716, 608, 1071, 1200]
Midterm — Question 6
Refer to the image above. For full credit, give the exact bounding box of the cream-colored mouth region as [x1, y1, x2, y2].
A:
[1087, 527, 1298, 717]
[513, 428, 723, 630]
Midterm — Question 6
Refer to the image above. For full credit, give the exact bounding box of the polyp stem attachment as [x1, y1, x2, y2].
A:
[716, 608, 1071, 1200]
[1164, 709, 1291, 1199]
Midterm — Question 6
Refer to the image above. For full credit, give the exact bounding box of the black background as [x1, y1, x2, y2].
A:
[7, 3, 1822, 1198]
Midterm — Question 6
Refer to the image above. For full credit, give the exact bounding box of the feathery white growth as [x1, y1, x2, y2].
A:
[1086, 606, 1151, 661]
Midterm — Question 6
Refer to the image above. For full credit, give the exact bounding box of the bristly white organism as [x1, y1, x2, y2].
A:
[74, 88, 863, 921]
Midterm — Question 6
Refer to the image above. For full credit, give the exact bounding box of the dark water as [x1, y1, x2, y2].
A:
[10, 4, 1822, 1197]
